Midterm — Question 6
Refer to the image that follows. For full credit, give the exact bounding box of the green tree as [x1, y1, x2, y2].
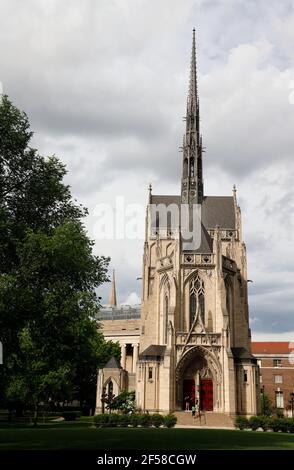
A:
[0, 96, 120, 421]
[260, 392, 273, 416]
[109, 390, 136, 414]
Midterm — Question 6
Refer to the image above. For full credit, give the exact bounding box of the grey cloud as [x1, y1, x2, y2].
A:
[1, 0, 294, 337]
[249, 310, 294, 334]
[248, 279, 293, 297]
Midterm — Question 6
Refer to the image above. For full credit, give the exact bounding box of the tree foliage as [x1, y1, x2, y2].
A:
[108, 390, 136, 414]
[260, 392, 273, 417]
[0, 96, 120, 421]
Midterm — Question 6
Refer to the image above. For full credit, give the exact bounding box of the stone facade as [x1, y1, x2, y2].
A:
[96, 31, 259, 417]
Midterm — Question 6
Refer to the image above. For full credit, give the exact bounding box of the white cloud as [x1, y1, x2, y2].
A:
[252, 331, 294, 342]
[122, 292, 141, 306]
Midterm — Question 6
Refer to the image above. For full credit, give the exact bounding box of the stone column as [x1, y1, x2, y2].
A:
[132, 343, 139, 373]
[121, 343, 126, 369]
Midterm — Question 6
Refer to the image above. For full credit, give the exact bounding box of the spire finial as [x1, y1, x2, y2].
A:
[108, 269, 117, 308]
[188, 28, 197, 105]
[148, 183, 152, 203]
[233, 184, 237, 205]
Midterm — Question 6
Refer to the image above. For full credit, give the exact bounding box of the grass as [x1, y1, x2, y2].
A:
[1, 420, 294, 450]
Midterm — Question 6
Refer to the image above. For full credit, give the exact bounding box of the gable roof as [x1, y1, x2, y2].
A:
[150, 195, 181, 206]
[150, 195, 235, 231]
[202, 196, 235, 229]
[149, 194, 235, 254]
[104, 357, 122, 369]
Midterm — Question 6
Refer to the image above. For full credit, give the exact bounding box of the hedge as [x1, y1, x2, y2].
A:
[235, 415, 294, 433]
[93, 413, 177, 428]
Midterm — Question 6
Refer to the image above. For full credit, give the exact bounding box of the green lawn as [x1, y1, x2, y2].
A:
[1, 421, 294, 450]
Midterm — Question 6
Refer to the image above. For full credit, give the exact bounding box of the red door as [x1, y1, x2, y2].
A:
[183, 379, 195, 409]
[200, 379, 213, 411]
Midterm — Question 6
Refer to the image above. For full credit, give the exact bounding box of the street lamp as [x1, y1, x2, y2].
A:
[289, 391, 294, 418]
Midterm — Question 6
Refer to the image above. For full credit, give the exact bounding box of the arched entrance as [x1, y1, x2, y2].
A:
[175, 346, 221, 412]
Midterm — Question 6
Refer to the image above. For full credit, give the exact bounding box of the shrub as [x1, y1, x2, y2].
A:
[138, 413, 151, 428]
[94, 412, 176, 428]
[249, 416, 264, 431]
[118, 414, 131, 427]
[278, 418, 289, 433]
[61, 411, 81, 421]
[268, 417, 288, 432]
[268, 417, 279, 432]
[94, 414, 110, 427]
[108, 414, 120, 427]
[130, 413, 140, 428]
[235, 416, 249, 430]
[259, 416, 270, 431]
[106, 414, 132, 427]
[286, 419, 294, 433]
[151, 413, 164, 428]
[163, 414, 177, 428]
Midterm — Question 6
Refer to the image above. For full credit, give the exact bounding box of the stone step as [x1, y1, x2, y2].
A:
[174, 411, 234, 428]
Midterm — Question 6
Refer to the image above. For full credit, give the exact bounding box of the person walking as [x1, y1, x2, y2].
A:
[191, 405, 196, 418]
[184, 396, 190, 411]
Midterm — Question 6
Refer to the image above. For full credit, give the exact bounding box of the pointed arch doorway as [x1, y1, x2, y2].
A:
[182, 377, 213, 411]
[176, 346, 221, 412]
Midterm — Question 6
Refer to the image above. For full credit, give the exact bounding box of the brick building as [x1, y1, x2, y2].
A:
[252, 342, 294, 415]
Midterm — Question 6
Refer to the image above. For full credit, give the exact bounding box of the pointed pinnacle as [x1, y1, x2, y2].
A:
[188, 28, 197, 103]
[109, 269, 117, 307]
[148, 183, 152, 203]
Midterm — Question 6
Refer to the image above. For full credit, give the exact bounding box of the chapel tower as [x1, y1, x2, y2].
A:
[96, 31, 260, 418]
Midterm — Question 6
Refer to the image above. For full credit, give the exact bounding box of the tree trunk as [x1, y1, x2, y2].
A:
[33, 403, 39, 427]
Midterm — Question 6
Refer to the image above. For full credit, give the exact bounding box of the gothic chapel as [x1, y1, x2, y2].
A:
[96, 31, 260, 417]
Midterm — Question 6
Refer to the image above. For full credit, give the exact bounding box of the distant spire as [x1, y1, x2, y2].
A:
[181, 29, 204, 205]
[108, 270, 117, 307]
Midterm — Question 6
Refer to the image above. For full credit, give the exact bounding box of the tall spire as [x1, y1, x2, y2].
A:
[181, 29, 204, 204]
[108, 270, 117, 308]
[188, 28, 198, 114]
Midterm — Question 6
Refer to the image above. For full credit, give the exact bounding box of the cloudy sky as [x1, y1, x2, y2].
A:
[1, 0, 294, 340]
